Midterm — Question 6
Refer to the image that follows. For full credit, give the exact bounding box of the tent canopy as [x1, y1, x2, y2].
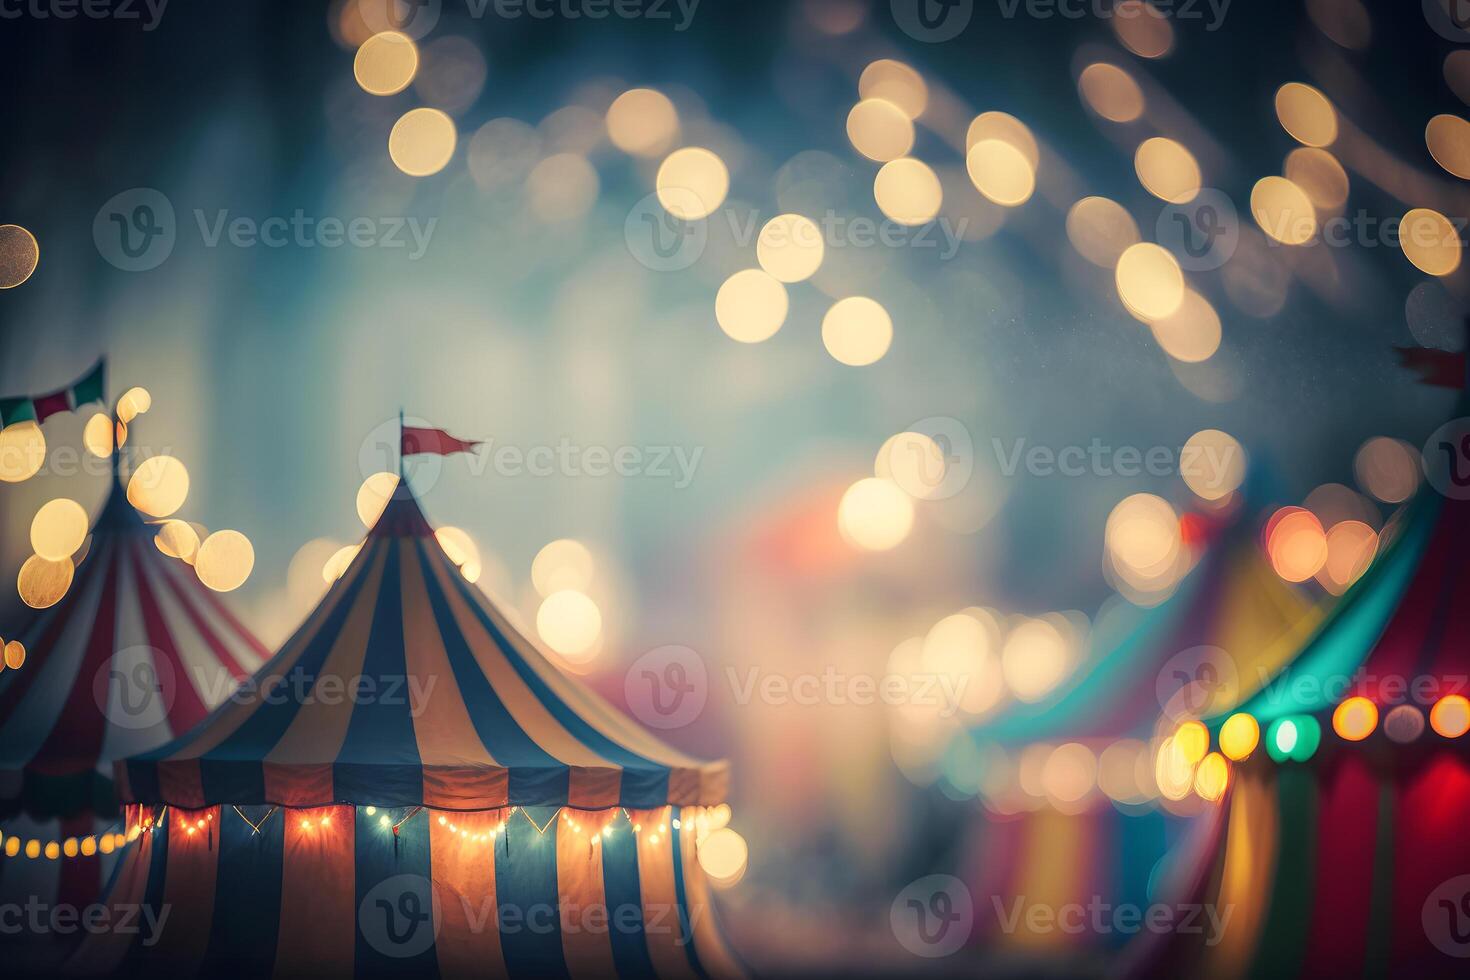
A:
[1230, 487, 1461, 724]
[119, 483, 728, 812]
[0, 480, 267, 818]
[971, 501, 1320, 748]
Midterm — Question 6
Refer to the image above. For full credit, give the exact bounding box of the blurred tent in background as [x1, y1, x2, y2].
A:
[0, 384, 267, 941]
[956, 480, 1324, 955]
[1127, 379, 1470, 977]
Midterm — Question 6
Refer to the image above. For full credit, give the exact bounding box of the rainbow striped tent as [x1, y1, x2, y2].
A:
[975, 501, 1321, 749]
[1131, 461, 1470, 975]
[960, 501, 1322, 953]
[0, 473, 267, 913]
[74, 482, 740, 978]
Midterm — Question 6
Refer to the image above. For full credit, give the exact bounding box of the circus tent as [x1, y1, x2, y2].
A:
[1129, 414, 1470, 975]
[958, 497, 1322, 953]
[0, 464, 268, 913]
[973, 495, 1322, 750]
[75, 480, 741, 978]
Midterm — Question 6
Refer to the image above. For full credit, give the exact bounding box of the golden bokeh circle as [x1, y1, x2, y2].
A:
[354, 32, 418, 96]
[19, 554, 74, 609]
[1400, 208, 1462, 277]
[1115, 243, 1185, 321]
[195, 530, 256, 593]
[715, 269, 788, 343]
[0, 224, 40, 289]
[656, 147, 729, 220]
[873, 157, 942, 225]
[389, 107, 457, 177]
[821, 296, 893, 366]
[31, 498, 89, 562]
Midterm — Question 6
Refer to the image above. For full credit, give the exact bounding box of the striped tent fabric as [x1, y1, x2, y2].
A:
[1130, 463, 1470, 975]
[119, 485, 728, 811]
[0, 477, 268, 914]
[957, 503, 1321, 955]
[963, 804, 1181, 954]
[1124, 752, 1470, 979]
[970, 503, 1322, 749]
[70, 800, 742, 979]
[82, 482, 740, 977]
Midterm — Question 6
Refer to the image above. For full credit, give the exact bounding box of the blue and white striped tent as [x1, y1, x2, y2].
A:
[77, 483, 740, 978]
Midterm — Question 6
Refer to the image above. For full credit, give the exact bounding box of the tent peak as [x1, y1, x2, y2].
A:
[369, 479, 434, 538]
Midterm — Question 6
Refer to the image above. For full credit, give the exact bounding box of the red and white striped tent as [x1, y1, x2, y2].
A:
[0, 473, 268, 914]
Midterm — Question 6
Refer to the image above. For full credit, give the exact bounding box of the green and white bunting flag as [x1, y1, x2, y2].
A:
[0, 360, 106, 427]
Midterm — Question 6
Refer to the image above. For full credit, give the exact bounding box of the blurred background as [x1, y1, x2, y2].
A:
[2, 0, 1467, 972]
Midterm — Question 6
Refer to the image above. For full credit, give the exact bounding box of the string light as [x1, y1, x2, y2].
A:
[1193, 753, 1230, 803]
[1219, 713, 1260, 761]
[1431, 695, 1470, 738]
[1, 824, 128, 861]
[1333, 696, 1378, 741]
[1174, 721, 1209, 765]
[44, 804, 729, 870]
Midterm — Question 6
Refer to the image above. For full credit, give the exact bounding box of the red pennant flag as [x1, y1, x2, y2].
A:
[401, 425, 482, 458]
